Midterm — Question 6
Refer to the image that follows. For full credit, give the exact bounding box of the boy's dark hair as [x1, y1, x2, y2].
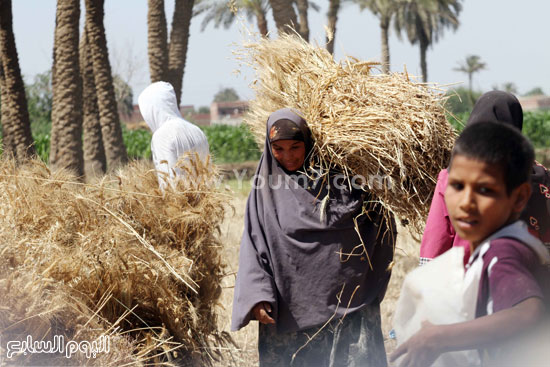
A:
[451, 121, 534, 194]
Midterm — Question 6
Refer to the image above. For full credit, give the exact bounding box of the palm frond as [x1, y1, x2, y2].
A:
[197, 0, 267, 31]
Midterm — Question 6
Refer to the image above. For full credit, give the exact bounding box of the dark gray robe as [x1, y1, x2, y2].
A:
[231, 108, 396, 334]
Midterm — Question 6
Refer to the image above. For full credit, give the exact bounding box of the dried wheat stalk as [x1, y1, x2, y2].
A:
[237, 34, 455, 235]
[0, 157, 232, 365]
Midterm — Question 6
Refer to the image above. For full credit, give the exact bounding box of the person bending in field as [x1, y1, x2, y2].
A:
[231, 108, 396, 367]
[138, 82, 209, 188]
[419, 91, 550, 266]
[391, 122, 550, 367]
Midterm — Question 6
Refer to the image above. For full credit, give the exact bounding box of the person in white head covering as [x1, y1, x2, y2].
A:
[138, 81, 209, 187]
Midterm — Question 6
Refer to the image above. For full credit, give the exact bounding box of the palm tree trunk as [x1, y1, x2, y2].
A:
[380, 17, 390, 74]
[147, 0, 168, 82]
[269, 0, 298, 35]
[326, 0, 340, 55]
[295, 0, 309, 41]
[468, 73, 474, 104]
[85, 0, 128, 168]
[256, 10, 269, 37]
[420, 38, 428, 83]
[0, 0, 35, 160]
[51, 0, 84, 176]
[80, 27, 106, 177]
[0, 61, 14, 154]
[166, 0, 194, 106]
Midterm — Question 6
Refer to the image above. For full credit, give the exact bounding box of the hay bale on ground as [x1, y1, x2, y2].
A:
[0, 157, 231, 366]
[239, 34, 455, 235]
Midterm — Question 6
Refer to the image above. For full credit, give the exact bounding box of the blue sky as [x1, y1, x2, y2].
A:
[12, 0, 550, 108]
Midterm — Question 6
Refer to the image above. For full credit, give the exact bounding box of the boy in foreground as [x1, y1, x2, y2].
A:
[391, 121, 549, 366]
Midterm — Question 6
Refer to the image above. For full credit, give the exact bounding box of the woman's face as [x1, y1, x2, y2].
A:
[271, 139, 306, 172]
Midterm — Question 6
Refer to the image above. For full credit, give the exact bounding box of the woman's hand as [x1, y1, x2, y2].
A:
[253, 302, 275, 325]
[389, 321, 443, 367]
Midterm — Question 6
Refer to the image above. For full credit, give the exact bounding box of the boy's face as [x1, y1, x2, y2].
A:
[445, 154, 531, 248]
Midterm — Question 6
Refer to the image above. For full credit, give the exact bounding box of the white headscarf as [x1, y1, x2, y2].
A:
[138, 82, 209, 186]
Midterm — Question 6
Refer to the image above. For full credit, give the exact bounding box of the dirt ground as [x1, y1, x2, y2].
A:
[213, 185, 419, 366]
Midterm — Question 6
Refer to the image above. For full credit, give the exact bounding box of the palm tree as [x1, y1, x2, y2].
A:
[50, 0, 84, 176]
[197, 0, 318, 40]
[147, 0, 168, 82]
[196, 0, 270, 37]
[166, 0, 195, 106]
[84, 0, 128, 168]
[353, 0, 398, 73]
[326, 0, 340, 55]
[269, 0, 298, 35]
[79, 27, 107, 177]
[394, 0, 462, 82]
[0, 0, 36, 160]
[502, 82, 518, 95]
[454, 54, 486, 101]
[295, 0, 310, 41]
[146, 0, 195, 105]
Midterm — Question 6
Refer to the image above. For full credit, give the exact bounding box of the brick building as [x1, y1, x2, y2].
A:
[209, 100, 249, 126]
[121, 104, 212, 127]
[518, 95, 550, 111]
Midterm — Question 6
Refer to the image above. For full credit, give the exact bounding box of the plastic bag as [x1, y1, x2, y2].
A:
[393, 247, 481, 366]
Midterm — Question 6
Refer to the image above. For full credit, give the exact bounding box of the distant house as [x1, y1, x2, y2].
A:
[210, 100, 249, 126]
[124, 105, 145, 124]
[518, 95, 550, 111]
[189, 113, 211, 126]
[121, 104, 211, 127]
[180, 105, 195, 116]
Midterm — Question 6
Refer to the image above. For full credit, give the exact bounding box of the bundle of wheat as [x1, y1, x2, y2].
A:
[0, 157, 231, 366]
[238, 34, 455, 235]
[0, 268, 145, 366]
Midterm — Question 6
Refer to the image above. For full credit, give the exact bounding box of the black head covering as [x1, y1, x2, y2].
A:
[465, 91, 550, 243]
[467, 90, 523, 130]
[269, 118, 305, 143]
[266, 109, 312, 174]
[522, 163, 550, 243]
[231, 108, 395, 333]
